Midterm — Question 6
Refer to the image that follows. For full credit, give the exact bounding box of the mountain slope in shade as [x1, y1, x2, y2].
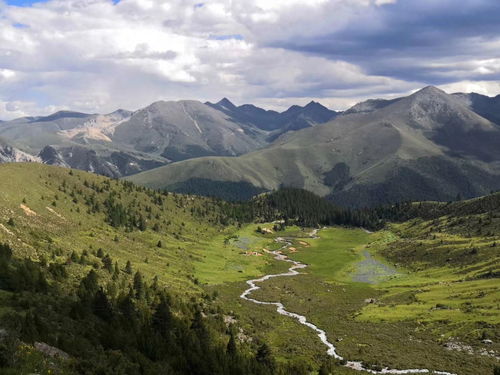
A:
[452, 92, 500, 126]
[127, 86, 500, 207]
[37, 145, 165, 178]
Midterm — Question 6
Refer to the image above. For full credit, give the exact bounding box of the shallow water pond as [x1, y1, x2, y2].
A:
[351, 250, 399, 284]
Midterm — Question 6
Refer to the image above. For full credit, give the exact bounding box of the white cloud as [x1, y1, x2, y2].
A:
[374, 0, 397, 6]
[0, 100, 61, 119]
[438, 80, 500, 97]
[0, 69, 16, 80]
[0, 0, 496, 120]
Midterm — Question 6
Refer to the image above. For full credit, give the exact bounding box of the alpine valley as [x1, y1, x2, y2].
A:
[3, 0, 500, 373]
[0, 87, 499, 375]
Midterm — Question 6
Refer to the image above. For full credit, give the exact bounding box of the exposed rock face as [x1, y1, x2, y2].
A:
[0, 139, 40, 163]
[34, 342, 70, 360]
[38, 145, 69, 167]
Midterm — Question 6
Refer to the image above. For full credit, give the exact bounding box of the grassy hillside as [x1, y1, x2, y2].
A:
[0, 163, 230, 293]
[0, 163, 307, 375]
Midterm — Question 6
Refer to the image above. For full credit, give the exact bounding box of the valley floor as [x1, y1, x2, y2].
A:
[201, 225, 499, 375]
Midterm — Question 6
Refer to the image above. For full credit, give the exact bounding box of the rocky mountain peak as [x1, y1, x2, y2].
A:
[216, 97, 236, 109]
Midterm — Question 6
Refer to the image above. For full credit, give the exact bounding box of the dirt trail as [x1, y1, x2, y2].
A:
[240, 230, 456, 375]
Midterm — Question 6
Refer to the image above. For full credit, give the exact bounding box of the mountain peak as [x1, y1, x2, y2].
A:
[216, 97, 236, 109]
[109, 109, 131, 116]
[414, 85, 446, 96]
[304, 100, 327, 110]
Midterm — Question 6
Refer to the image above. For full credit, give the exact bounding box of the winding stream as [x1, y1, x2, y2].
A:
[240, 229, 456, 375]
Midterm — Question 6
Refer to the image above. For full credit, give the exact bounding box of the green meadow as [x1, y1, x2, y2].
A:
[209, 223, 499, 374]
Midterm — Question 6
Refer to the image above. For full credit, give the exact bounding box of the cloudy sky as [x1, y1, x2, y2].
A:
[1, 0, 500, 119]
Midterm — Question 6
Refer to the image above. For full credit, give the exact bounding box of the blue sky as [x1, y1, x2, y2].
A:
[6, 0, 119, 4]
[0, 0, 499, 119]
[6, 0, 44, 5]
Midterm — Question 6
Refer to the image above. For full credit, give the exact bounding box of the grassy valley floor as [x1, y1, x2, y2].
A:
[203, 225, 499, 375]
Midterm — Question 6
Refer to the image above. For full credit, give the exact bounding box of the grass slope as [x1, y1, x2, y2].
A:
[0, 163, 230, 295]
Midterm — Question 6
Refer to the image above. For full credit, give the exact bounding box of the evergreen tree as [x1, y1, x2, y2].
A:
[0, 243, 12, 261]
[152, 296, 172, 335]
[78, 269, 99, 306]
[112, 262, 120, 280]
[226, 331, 237, 356]
[133, 271, 143, 299]
[255, 343, 274, 370]
[102, 255, 113, 273]
[93, 287, 113, 321]
[125, 260, 132, 274]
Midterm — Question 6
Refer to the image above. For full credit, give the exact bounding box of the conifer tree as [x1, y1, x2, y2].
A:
[133, 271, 143, 299]
[125, 260, 132, 274]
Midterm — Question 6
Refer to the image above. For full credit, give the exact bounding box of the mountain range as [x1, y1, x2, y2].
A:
[1, 86, 500, 207]
[127, 86, 500, 207]
[0, 98, 335, 178]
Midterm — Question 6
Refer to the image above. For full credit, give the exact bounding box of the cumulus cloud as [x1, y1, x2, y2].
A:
[0, 0, 498, 119]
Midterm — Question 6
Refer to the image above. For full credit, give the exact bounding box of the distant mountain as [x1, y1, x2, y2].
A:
[128, 86, 500, 207]
[112, 100, 268, 162]
[0, 109, 132, 154]
[0, 98, 336, 177]
[207, 98, 339, 139]
[207, 98, 281, 131]
[0, 109, 162, 177]
[272, 101, 339, 139]
[345, 91, 500, 127]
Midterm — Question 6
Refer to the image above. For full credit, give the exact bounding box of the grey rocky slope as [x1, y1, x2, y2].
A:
[127, 86, 500, 207]
[0, 138, 39, 163]
[112, 100, 268, 162]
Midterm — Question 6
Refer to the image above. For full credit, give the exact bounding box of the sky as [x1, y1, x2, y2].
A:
[0, 0, 499, 119]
